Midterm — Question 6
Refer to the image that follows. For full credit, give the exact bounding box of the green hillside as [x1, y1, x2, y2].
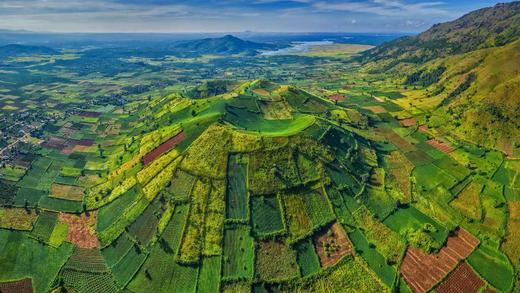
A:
[359, 1, 520, 154]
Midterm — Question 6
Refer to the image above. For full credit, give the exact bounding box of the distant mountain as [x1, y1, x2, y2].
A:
[0, 44, 58, 57]
[170, 35, 278, 56]
[362, 1, 520, 64]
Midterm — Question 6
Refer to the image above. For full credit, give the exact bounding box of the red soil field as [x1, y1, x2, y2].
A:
[328, 94, 345, 102]
[435, 262, 484, 293]
[142, 131, 186, 166]
[59, 212, 100, 249]
[427, 138, 454, 153]
[400, 228, 479, 293]
[314, 222, 353, 268]
[77, 111, 101, 118]
[418, 125, 429, 133]
[399, 118, 417, 127]
[0, 278, 33, 293]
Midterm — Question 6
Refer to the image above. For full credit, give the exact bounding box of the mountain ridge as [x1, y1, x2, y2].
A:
[170, 34, 278, 56]
[362, 1, 520, 64]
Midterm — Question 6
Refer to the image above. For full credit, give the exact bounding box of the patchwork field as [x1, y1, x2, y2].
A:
[0, 26, 518, 292]
[400, 228, 479, 293]
[435, 262, 485, 293]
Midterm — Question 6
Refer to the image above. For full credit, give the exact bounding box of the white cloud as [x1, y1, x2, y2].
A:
[313, 0, 451, 16]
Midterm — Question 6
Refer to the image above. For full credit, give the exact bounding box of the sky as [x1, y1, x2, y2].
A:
[0, 0, 510, 33]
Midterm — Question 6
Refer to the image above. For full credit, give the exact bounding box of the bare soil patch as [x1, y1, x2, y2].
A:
[313, 222, 353, 268]
[418, 125, 429, 133]
[328, 94, 345, 102]
[427, 138, 454, 153]
[59, 212, 100, 248]
[399, 118, 417, 127]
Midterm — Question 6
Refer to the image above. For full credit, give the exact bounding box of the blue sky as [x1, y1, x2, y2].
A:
[0, 0, 509, 33]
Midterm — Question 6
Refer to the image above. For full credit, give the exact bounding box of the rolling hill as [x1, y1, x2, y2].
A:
[170, 35, 278, 56]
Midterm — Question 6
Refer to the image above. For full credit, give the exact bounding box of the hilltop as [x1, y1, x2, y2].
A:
[170, 35, 278, 56]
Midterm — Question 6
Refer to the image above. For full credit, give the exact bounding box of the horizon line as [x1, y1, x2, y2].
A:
[0, 29, 416, 35]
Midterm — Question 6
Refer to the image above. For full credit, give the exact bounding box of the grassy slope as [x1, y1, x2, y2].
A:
[425, 39, 520, 153]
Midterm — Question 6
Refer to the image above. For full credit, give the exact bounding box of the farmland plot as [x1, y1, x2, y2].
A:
[255, 239, 300, 282]
[251, 195, 285, 237]
[226, 154, 249, 221]
[50, 183, 84, 201]
[30, 211, 58, 243]
[435, 262, 484, 293]
[295, 238, 321, 277]
[197, 256, 221, 293]
[0, 230, 74, 293]
[0, 207, 38, 230]
[171, 169, 197, 201]
[400, 228, 479, 293]
[128, 205, 199, 293]
[467, 244, 514, 292]
[349, 229, 396, 287]
[222, 225, 255, 281]
[313, 222, 353, 268]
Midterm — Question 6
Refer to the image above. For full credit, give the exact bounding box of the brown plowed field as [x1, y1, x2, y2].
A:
[400, 228, 479, 293]
[0, 278, 33, 293]
[376, 128, 416, 152]
[314, 222, 353, 268]
[418, 125, 429, 133]
[364, 105, 387, 114]
[435, 262, 484, 293]
[426, 138, 454, 153]
[399, 118, 417, 127]
[142, 131, 186, 166]
[328, 94, 345, 102]
[59, 212, 100, 248]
